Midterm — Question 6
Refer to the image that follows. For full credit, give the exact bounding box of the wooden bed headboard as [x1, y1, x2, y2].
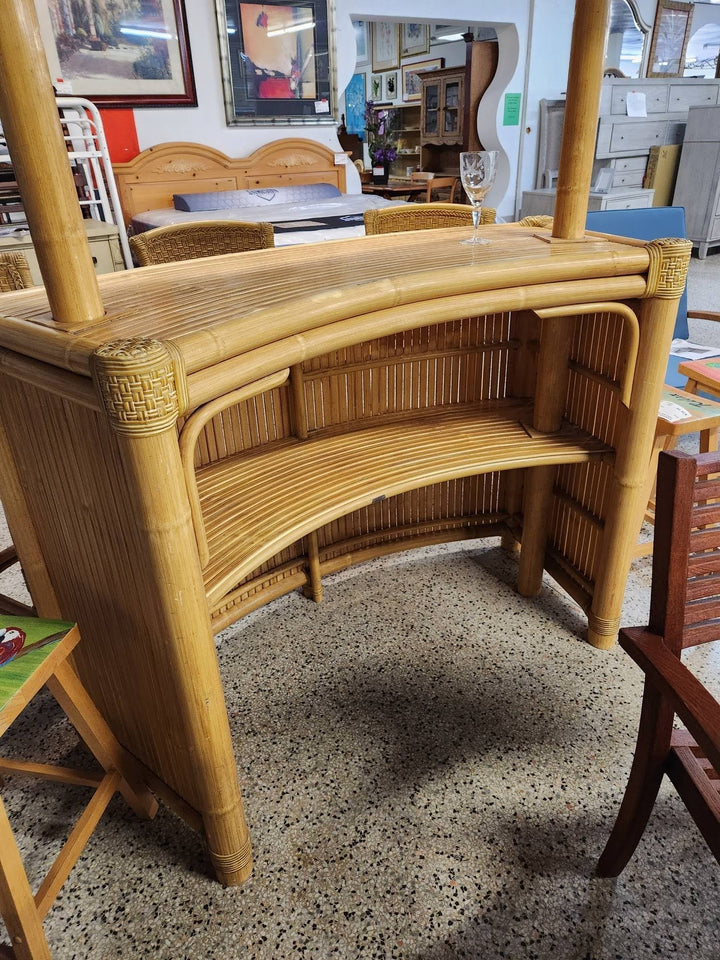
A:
[112, 138, 348, 225]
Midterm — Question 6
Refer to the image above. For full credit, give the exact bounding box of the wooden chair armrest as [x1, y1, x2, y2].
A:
[620, 626, 720, 771]
[687, 309, 720, 324]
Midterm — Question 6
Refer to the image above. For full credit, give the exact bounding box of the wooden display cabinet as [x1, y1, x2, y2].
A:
[420, 67, 465, 146]
[419, 41, 498, 176]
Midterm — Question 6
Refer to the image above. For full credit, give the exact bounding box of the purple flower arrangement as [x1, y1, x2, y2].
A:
[372, 146, 398, 164]
[364, 99, 400, 167]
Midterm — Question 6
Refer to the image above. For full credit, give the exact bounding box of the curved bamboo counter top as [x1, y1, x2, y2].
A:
[0, 221, 691, 887]
[0, 223, 650, 374]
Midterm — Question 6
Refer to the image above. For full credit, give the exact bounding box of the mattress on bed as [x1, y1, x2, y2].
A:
[129, 194, 408, 247]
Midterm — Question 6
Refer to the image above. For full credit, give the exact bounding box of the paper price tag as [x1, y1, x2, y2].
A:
[626, 91, 647, 117]
[658, 400, 692, 423]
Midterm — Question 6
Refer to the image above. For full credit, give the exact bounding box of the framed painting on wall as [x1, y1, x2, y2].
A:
[372, 23, 399, 72]
[353, 20, 369, 66]
[402, 58, 443, 102]
[647, 0, 694, 77]
[383, 71, 398, 102]
[401, 23, 429, 58]
[216, 0, 335, 124]
[33, 0, 196, 106]
[370, 73, 383, 101]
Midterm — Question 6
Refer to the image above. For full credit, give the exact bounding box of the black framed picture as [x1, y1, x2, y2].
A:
[217, 0, 335, 124]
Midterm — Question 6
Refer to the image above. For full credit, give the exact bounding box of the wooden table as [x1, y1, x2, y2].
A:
[361, 180, 429, 200]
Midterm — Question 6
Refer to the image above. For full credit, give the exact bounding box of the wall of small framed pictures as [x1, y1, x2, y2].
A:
[353, 21, 457, 106]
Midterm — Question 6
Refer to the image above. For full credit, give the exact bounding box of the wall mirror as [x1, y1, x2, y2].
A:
[647, 0, 694, 77]
[684, 1, 720, 76]
[604, 0, 649, 78]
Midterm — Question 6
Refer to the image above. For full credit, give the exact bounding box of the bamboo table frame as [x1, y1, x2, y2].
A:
[0, 0, 691, 885]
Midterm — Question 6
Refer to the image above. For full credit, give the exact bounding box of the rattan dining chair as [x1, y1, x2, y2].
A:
[129, 220, 275, 266]
[0, 253, 33, 292]
[364, 203, 495, 235]
[597, 448, 720, 876]
[0, 253, 34, 618]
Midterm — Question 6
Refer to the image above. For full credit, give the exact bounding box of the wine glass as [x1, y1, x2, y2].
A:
[459, 151, 498, 245]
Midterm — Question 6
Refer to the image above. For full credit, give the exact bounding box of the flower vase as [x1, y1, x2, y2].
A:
[372, 162, 389, 185]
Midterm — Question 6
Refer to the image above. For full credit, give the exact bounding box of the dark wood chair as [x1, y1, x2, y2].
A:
[597, 448, 720, 876]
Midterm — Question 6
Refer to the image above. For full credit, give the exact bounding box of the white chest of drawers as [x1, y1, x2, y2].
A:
[0, 220, 125, 285]
[520, 186, 655, 219]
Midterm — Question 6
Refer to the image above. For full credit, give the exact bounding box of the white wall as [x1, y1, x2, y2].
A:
[130, 1, 633, 219]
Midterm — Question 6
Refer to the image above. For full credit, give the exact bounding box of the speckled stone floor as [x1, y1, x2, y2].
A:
[1, 256, 720, 959]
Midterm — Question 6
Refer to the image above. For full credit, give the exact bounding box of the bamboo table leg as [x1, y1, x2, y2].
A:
[518, 312, 574, 596]
[91, 340, 252, 885]
[587, 239, 692, 648]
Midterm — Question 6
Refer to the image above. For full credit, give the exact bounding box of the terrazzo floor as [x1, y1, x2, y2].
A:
[1, 256, 720, 959]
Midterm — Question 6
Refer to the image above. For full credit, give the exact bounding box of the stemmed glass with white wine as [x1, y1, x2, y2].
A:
[459, 151, 498, 245]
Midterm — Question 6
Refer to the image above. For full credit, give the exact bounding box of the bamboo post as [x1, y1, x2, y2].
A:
[290, 363, 324, 601]
[517, 314, 575, 596]
[587, 239, 692, 648]
[552, 0, 611, 241]
[0, 0, 104, 326]
[91, 339, 252, 884]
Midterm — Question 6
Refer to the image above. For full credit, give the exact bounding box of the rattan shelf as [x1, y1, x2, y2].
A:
[198, 401, 614, 611]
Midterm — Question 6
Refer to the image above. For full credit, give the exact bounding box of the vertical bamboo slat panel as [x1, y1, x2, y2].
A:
[0, 416, 58, 616]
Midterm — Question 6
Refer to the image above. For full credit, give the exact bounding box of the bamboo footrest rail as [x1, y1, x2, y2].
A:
[198, 401, 614, 608]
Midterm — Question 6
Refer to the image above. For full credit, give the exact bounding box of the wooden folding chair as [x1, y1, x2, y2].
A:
[0, 617, 157, 958]
[597, 449, 720, 876]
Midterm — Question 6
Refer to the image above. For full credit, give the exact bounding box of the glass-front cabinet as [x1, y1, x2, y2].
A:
[420, 67, 465, 145]
[419, 66, 468, 174]
[423, 80, 440, 137]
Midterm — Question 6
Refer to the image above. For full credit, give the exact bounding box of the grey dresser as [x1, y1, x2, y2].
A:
[524, 77, 720, 220]
[673, 104, 720, 259]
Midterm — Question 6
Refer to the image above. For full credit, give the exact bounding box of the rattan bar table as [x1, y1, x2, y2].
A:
[0, 0, 689, 886]
[0, 219, 690, 882]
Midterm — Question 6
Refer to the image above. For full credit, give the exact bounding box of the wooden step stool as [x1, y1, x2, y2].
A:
[0, 617, 157, 959]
